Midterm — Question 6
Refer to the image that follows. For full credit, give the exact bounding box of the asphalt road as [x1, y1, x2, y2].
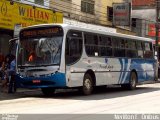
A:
[0, 83, 160, 114]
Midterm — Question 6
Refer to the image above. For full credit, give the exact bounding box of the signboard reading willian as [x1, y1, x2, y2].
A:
[0, 0, 63, 30]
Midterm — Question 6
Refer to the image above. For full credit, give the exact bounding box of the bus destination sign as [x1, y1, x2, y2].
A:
[20, 27, 63, 38]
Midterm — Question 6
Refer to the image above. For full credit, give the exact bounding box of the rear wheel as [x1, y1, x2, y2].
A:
[121, 72, 137, 90]
[82, 74, 94, 95]
[129, 72, 137, 90]
[41, 87, 55, 96]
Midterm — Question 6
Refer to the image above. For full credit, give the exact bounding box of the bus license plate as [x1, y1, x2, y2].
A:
[32, 80, 41, 84]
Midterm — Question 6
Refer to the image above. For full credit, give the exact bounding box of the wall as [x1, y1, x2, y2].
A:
[17, 0, 50, 7]
[132, 0, 155, 8]
[98, 0, 124, 26]
[49, 0, 135, 35]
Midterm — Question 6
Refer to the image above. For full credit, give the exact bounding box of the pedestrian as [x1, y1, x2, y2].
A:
[0, 61, 8, 92]
[5, 52, 14, 65]
[0, 50, 4, 67]
[8, 56, 16, 93]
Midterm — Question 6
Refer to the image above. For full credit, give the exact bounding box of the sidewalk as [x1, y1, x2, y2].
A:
[0, 79, 40, 101]
[0, 83, 41, 101]
[0, 81, 39, 93]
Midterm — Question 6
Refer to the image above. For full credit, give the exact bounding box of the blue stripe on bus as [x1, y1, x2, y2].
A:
[123, 59, 130, 83]
[118, 58, 155, 84]
[16, 72, 66, 88]
[118, 58, 129, 84]
[121, 59, 127, 83]
[118, 58, 123, 84]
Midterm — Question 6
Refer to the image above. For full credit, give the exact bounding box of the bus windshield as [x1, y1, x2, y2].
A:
[18, 26, 63, 66]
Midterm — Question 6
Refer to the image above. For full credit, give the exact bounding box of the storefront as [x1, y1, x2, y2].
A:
[0, 29, 13, 55]
[0, 0, 63, 57]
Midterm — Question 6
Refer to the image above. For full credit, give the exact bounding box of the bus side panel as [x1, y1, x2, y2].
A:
[66, 70, 84, 87]
[116, 58, 131, 84]
[145, 59, 156, 81]
[66, 57, 155, 87]
[66, 57, 109, 87]
[130, 59, 147, 83]
[130, 58, 156, 83]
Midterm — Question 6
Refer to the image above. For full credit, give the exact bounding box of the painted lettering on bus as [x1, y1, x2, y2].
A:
[100, 64, 113, 69]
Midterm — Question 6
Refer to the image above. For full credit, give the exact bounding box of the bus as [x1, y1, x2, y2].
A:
[16, 24, 156, 95]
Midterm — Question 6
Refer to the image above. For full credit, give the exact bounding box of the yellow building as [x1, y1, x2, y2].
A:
[97, 0, 135, 35]
[0, 0, 63, 56]
[96, 0, 124, 26]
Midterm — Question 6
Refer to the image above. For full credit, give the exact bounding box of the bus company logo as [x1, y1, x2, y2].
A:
[105, 58, 108, 64]
[1, 2, 7, 16]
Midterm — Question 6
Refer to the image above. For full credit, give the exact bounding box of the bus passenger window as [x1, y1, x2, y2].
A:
[85, 33, 98, 56]
[126, 41, 137, 58]
[113, 38, 125, 57]
[99, 36, 112, 57]
[144, 42, 153, 58]
[66, 30, 83, 65]
[65, 37, 82, 65]
[136, 42, 144, 58]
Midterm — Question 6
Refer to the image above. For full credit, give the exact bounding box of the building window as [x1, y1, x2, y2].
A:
[81, 0, 95, 14]
[60, 0, 72, 1]
[35, 0, 44, 5]
[132, 18, 137, 28]
[22, 0, 44, 6]
[107, 6, 113, 21]
[24, 0, 34, 3]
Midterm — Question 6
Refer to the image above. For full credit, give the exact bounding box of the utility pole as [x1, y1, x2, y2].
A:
[156, 0, 160, 60]
[156, 0, 160, 80]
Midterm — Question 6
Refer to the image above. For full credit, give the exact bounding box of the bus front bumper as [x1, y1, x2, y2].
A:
[15, 72, 66, 89]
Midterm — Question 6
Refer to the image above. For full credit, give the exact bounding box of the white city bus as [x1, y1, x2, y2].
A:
[16, 24, 156, 95]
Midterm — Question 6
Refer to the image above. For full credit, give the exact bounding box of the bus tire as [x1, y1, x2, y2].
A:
[41, 87, 55, 96]
[129, 72, 137, 90]
[121, 72, 137, 90]
[82, 74, 94, 95]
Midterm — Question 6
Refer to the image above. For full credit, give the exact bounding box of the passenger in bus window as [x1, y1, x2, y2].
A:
[28, 50, 36, 62]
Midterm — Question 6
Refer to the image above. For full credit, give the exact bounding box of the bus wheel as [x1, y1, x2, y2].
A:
[128, 72, 137, 90]
[121, 72, 137, 90]
[41, 87, 55, 96]
[82, 74, 93, 95]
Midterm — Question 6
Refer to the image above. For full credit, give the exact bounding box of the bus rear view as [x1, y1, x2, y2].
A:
[16, 25, 65, 95]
